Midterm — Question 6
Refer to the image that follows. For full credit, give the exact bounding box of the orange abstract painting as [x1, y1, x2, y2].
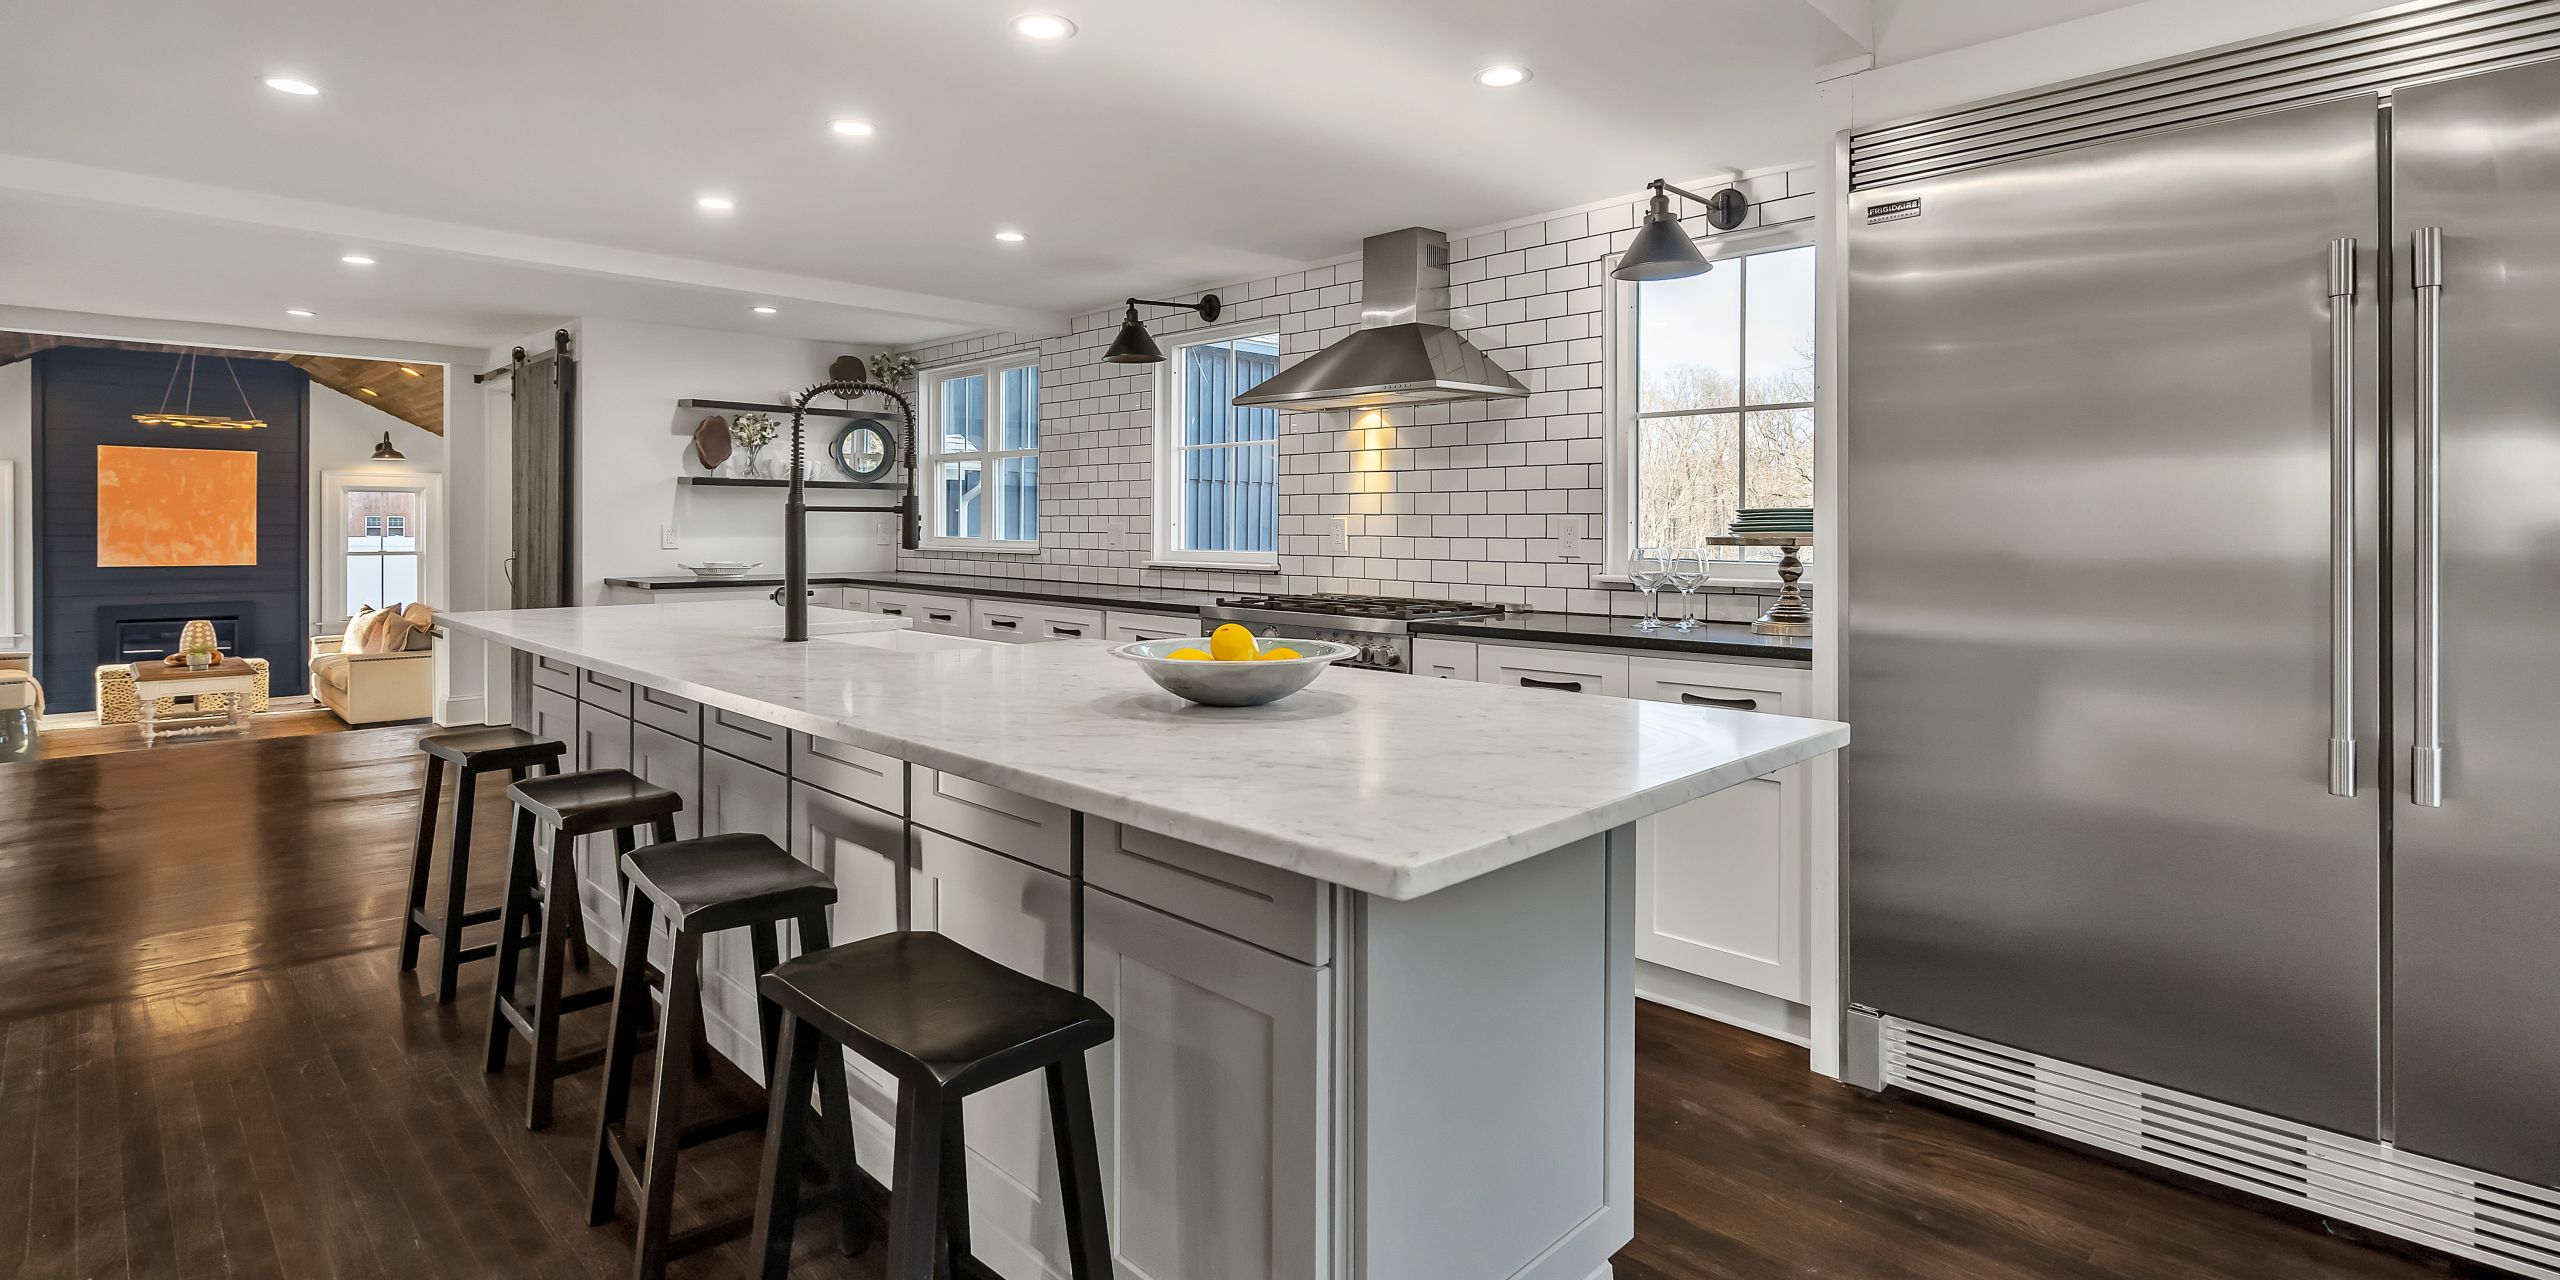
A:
[96, 445, 258, 567]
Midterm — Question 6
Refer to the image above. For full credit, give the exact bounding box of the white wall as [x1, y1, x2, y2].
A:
[307, 384, 448, 625]
[568, 316, 895, 601]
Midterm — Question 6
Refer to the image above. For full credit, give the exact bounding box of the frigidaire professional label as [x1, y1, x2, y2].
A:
[1865, 198, 1923, 224]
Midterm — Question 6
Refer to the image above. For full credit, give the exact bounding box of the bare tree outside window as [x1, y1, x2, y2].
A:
[1633, 244, 1815, 564]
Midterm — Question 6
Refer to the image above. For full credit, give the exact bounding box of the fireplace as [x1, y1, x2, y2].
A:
[115, 615, 242, 664]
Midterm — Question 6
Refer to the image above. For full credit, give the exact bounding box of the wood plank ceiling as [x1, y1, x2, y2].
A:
[0, 332, 444, 435]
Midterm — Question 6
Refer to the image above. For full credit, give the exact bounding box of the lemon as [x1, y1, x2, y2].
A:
[1260, 646, 1303, 661]
[1208, 623, 1258, 662]
[1165, 647, 1211, 662]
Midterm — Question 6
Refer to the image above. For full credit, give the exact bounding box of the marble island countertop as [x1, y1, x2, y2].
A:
[442, 601, 1849, 900]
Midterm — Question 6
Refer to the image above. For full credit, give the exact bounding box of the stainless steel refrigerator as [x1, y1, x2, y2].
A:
[1845, 24, 2560, 1261]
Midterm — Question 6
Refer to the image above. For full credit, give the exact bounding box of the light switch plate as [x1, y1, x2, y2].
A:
[659, 523, 679, 550]
[875, 517, 894, 546]
[1102, 519, 1125, 552]
[1329, 516, 1351, 552]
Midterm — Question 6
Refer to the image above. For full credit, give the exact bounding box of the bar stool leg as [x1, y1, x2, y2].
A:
[588, 888, 657, 1227]
[399, 754, 446, 973]
[524, 825, 583, 1131]
[941, 1100, 973, 1275]
[794, 910, 868, 1258]
[484, 807, 540, 1074]
[750, 1011, 825, 1280]
[632, 928, 705, 1279]
[1047, 1054, 1112, 1280]
[434, 763, 481, 1004]
[884, 1086, 949, 1280]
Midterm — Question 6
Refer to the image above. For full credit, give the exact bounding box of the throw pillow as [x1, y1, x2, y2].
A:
[341, 606, 380, 655]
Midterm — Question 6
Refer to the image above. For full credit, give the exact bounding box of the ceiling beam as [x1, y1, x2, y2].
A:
[0, 153, 1069, 339]
[1799, 0, 1875, 51]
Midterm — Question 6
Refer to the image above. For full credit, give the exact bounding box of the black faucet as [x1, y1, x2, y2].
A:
[774, 379, 916, 642]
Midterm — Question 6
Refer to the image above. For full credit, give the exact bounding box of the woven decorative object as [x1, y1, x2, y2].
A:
[179, 619, 219, 657]
[94, 657, 271, 724]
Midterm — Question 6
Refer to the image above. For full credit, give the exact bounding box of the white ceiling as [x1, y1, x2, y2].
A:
[1869, 0, 2152, 65]
[0, 0, 2126, 349]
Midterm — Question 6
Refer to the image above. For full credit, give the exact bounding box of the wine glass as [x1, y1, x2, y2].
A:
[1629, 547, 1671, 630]
[1669, 547, 1708, 631]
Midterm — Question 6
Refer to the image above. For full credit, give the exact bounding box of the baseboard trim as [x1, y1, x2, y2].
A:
[435, 694, 485, 727]
[1635, 960, 1811, 1047]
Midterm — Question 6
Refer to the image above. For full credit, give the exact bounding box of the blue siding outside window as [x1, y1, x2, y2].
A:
[1174, 335, 1280, 554]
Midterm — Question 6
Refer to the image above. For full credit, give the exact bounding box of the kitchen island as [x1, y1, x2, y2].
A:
[440, 600, 1848, 1280]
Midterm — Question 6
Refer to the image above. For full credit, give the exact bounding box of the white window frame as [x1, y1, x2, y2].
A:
[919, 351, 1041, 553]
[1150, 320, 1284, 571]
[318, 468, 444, 627]
[1603, 220, 1817, 586]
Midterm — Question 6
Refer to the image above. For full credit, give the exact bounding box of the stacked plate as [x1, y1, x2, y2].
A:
[678, 561, 761, 579]
[1728, 507, 1812, 535]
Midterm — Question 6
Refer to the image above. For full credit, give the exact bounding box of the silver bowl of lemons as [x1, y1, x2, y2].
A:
[1112, 625, 1357, 707]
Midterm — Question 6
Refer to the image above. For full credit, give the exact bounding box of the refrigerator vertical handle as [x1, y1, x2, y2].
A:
[2327, 237, 2357, 799]
[2412, 227, 2446, 807]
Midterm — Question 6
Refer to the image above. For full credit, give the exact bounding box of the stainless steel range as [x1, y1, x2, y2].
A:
[1197, 593, 1513, 673]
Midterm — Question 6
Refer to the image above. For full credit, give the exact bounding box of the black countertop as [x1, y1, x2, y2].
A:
[604, 570, 1813, 661]
[1413, 613, 1811, 663]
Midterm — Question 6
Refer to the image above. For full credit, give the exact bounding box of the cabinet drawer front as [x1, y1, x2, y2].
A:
[872, 591, 972, 634]
[1032, 605, 1102, 642]
[1628, 657, 1807, 714]
[793, 732, 905, 815]
[971, 602, 1033, 642]
[1106, 611, 1196, 643]
[702, 705, 790, 772]
[632, 683, 701, 739]
[530, 654, 580, 696]
[1084, 819, 1328, 964]
[835, 587, 872, 613]
[1412, 637, 1478, 681]
[1479, 647, 1630, 698]
[578, 668, 633, 715]
[911, 767, 1071, 874]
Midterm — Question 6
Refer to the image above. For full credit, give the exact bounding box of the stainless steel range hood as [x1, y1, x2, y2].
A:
[1232, 227, 1529, 412]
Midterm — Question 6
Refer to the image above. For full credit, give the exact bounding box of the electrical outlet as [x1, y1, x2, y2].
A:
[1102, 519, 1125, 552]
[1551, 515, 1585, 560]
[1329, 515, 1351, 553]
[658, 523, 678, 550]
[874, 517, 895, 546]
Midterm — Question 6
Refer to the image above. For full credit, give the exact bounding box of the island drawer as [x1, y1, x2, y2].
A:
[632, 684, 701, 739]
[703, 705, 790, 773]
[1083, 818, 1329, 964]
[911, 767, 1071, 874]
[794, 732, 905, 815]
[530, 654, 580, 696]
[1478, 646, 1629, 699]
[578, 668, 633, 715]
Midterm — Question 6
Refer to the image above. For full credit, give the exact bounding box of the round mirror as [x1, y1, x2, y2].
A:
[830, 422, 899, 482]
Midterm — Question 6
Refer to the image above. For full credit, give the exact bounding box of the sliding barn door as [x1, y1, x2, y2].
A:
[507, 335, 574, 720]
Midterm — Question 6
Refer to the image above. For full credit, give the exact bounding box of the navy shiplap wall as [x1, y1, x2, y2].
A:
[34, 348, 310, 712]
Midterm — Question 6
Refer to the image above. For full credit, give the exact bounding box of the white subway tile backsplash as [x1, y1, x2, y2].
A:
[890, 164, 1815, 607]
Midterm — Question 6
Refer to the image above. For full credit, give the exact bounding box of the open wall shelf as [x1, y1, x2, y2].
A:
[678, 397, 898, 421]
[680, 476, 901, 491]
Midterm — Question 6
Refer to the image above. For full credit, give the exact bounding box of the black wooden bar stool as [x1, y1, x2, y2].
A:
[588, 833, 868, 1280]
[400, 726, 566, 1003]
[486, 767, 684, 1130]
[748, 931, 1116, 1280]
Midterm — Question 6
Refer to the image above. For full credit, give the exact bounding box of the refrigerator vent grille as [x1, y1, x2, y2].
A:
[1851, 0, 2560, 189]
[1882, 1018, 2560, 1278]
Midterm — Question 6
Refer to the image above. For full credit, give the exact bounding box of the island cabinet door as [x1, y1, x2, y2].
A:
[911, 830, 1081, 1279]
[573, 707, 635, 945]
[699, 750, 793, 1067]
[789, 782, 908, 1177]
[523, 684, 577, 750]
[1081, 889, 1330, 1280]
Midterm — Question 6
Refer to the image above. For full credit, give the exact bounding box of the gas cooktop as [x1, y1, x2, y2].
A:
[1208, 593, 1513, 622]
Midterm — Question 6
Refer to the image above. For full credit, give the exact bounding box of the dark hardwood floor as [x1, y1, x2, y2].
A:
[0, 725, 2494, 1279]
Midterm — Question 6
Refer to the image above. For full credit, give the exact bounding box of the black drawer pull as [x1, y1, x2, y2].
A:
[1519, 676, 1584, 693]
[1050, 626, 1083, 637]
[989, 618, 1019, 630]
[927, 611, 955, 623]
[878, 605, 905, 615]
[1680, 693, 1759, 711]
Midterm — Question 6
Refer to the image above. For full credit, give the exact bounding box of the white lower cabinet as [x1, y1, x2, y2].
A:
[790, 781, 908, 1179]
[1412, 636, 1478, 680]
[833, 586, 872, 613]
[1478, 645, 1630, 699]
[1106, 611, 1196, 643]
[524, 684, 578, 748]
[629, 724, 701, 841]
[573, 707, 635, 936]
[974, 599, 1104, 643]
[1082, 888, 1329, 1280]
[911, 830, 1081, 1280]
[871, 590, 970, 635]
[699, 749, 793, 1058]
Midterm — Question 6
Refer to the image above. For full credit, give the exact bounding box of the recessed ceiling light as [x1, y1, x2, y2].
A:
[829, 119, 875, 138]
[994, 230, 1027, 243]
[1011, 13, 1076, 39]
[399, 366, 422, 377]
[340, 253, 375, 266]
[358, 387, 379, 397]
[262, 76, 320, 96]
[752, 305, 778, 315]
[696, 194, 735, 213]
[285, 309, 315, 318]
[1475, 65, 1531, 88]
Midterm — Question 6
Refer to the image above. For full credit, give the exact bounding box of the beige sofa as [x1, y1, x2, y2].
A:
[309, 635, 433, 725]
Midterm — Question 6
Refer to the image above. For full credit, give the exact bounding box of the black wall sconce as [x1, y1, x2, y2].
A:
[1611, 180, 1751, 282]
[1103, 294, 1223, 364]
